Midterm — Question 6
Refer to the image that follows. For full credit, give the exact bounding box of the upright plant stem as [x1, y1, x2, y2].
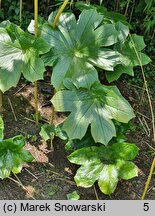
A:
[52, 0, 69, 28]
[20, 0, 22, 25]
[129, 34, 155, 199]
[129, 0, 135, 23]
[141, 158, 155, 200]
[124, 0, 131, 17]
[50, 0, 69, 125]
[34, 0, 39, 127]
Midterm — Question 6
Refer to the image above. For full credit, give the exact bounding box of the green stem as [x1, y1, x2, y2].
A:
[34, 81, 39, 127]
[129, 33, 155, 199]
[50, 0, 69, 125]
[52, 0, 69, 28]
[34, 0, 38, 36]
[124, 0, 131, 17]
[34, 0, 39, 127]
[20, 0, 22, 25]
[129, 0, 135, 23]
[141, 158, 155, 200]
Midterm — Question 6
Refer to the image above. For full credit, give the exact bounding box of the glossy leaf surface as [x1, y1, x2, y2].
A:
[68, 142, 139, 194]
[52, 82, 135, 145]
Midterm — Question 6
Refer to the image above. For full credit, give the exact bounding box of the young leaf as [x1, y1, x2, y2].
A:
[67, 191, 80, 200]
[39, 124, 67, 141]
[52, 82, 135, 145]
[0, 135, 34, 179]
[40, 124, 55, 141]
[41, 9, 121, 90]
[68, 142, 139, 195]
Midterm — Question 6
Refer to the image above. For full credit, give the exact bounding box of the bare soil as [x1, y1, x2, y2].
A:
[0, 75, 154, 200]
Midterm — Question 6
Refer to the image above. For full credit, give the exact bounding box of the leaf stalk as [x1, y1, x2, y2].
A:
[20, 0, 22, 25]
[129, 33, 155, 199]
[34, 0, 39, 127]
[52, 0, 69, 28]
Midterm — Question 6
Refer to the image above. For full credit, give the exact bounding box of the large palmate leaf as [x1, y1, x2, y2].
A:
[0, 23, 49, 92]
[0, 117, 34, 179]
[41, 9, 123, 90]
[51, 82, 135, 145]
[106, 34, 151, 82]
[68, 142, 139, 195]
[75, 1, 129, 26]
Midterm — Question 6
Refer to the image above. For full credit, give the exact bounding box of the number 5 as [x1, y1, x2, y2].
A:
[143, 203, 149, 211]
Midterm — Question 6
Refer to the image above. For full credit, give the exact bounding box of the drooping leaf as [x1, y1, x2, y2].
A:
[105, 34, 151, 82]
[0, 135, 34, 179]
[0, 23, 50, 92]
[52, 82, 135, 145]
[41, 9, 122, 90]
[116, 34, 151, 67]
[115, 22, 129, 43]
[105, 65, 134, 82]
[0, 67, 22, 93]
[68, 142, 139, 195]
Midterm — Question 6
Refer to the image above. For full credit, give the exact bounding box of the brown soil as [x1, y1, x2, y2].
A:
[0, 75, 155, 200]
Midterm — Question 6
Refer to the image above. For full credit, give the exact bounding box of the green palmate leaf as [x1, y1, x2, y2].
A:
[41, 9, 123, 90]
[111, 142, 139, 160]
[40, 124, 55, 141]
[117, 160, 138, 180]
[68, 142, 139, 195]
[65, 130, 96, 151]
[105, 65, 134, 82]
[75, 160, 103, 187]
[118, 34, 151, 66]
[67, 191, 80, 200]
[106, 34, 151, 82]
[52, 82, 135, 145]
[0, 117, 33, 179]
[39, 124, 67, 141]
[0, 23, 50, 92]
[0, 135, 34, 179]
[0, 116, 4, 141]
[98, 164, 118, 194]
[75, 2, 129, 26]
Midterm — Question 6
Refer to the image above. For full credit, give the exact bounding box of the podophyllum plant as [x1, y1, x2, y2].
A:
[0, 21, 49, 92]
[0, 1, 151, 195]
[0, 116, 34, 179]
[40, 8, 151, 194]
[0, 0, 46, 126]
